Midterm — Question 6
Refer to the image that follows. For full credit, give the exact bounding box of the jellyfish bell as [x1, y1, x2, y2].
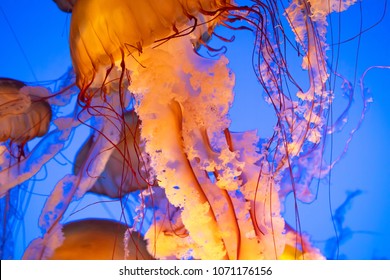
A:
[0, 78, 52, 145]
[49, 219, 153, 260]
[69, 0, 231, 93]
[74, 110, 150, 198]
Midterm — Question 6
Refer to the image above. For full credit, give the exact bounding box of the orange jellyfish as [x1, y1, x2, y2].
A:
[74, 110, 149, 198]
[0, 72, 78, 199]
[50, 219, 152, 260]
[0, 78, 51, 145]
[0, 78, 52, 259]
[21, 0, 361, 260]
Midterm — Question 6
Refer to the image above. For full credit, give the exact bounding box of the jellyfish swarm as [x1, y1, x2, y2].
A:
[9, 0, 360, 259]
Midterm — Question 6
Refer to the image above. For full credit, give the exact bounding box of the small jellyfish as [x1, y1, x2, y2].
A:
[0, 72, 78, 200]
[0, 78, 51, 145]
[74, 110, 149, 198]
[0, 77, 56, 198]
[0, 78, 52, 259]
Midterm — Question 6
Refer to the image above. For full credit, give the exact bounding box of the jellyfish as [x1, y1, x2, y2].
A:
[15, 0, 369, 260]
[0, 78, 51, 145]
[74, 110, 149, 198]
[49, 219, 152, 260]
[0, 78, 52, 259]
[0, 71, 80, 199]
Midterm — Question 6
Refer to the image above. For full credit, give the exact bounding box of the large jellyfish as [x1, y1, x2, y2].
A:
[1, 0, 389, 259]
